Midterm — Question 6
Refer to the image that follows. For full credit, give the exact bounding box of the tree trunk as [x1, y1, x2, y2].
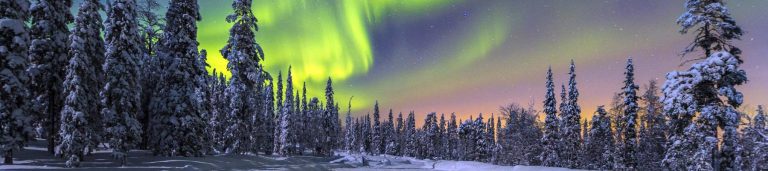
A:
[4, 150, 13, 164]
[48, 89, 56, 154]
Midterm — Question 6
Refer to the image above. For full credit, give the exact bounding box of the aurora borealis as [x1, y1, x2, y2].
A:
[79, 0, 768, 121]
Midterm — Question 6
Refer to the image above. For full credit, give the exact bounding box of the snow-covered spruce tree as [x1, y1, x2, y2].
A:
[208, 72, 229, 153]
[262, 78, 275, 155]
[492, 115, 502, 164]
[196, 50, 212, 155]
[523, 106, 544, 166]
[221, 0, 265, 155]
[540, 67, 560, 167]
[28, 0, 73, 153]
[324, 78, 341, 151]
[56, 0, 105, 166]
[371, 101, 382, 155]
[403, 111, 417, 157]
[384, 109, 396, 155]
[445, 113, 458, 160]
[637, 80, 666, 170]
[363, 113, 372, 153]
[0, 0, 33, 164]
[250, 69, 266, 154]
[559, 60, 582, 168]
[498, 104, 520, 165]
[101, 0, 144, 166]
[457, 116, 479, 161]
[150, 0, 207, 157]
[352, 117, 363, 153]
[487, 114, 496, 163]
[437, 113, 447, 159]
[741, 106, 767, 170]
[583, 106, 614, 170]
[277, 67, 296, 156]
[344, 97, 354, 152]
[619, 58, 639, 169]
[474, 114, 489, 161]
[421, 112, 440, 159]
[395, 112, 404, 156]
[297, 83, 307, 153]
[663, 0, 746, 170]
[272, 71, 282, 153]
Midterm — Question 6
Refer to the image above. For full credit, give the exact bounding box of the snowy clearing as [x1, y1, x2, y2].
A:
[331, 152, 580, 171]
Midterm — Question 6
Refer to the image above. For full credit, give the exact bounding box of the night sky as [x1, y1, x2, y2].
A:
[78, 0, 768, 121]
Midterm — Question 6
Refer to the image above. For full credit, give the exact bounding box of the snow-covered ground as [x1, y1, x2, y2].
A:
[2, 140, 352, 170]
[331, 152, 580, 171]
[4, 140, 578, 170]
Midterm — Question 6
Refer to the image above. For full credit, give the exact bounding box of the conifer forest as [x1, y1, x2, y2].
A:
[1, 0, 767, 170]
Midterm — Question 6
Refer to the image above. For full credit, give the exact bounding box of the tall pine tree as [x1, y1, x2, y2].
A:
[620, 58, 639, 168]
[371, 101, 382, 155]
[150, 0, 206, 157]
[559, 60, 582, 168]
[637, 80, 666, 170]
[540, 67, 560, 166]
[56, 0, 105, 167]
[0, 0, 33, 164]
[663, 0, 746, 169]
[221, 0, 264, 155]
[277, 67, 296, 156]
[101, 0, 143, 166]
[28, 0, 73, 154]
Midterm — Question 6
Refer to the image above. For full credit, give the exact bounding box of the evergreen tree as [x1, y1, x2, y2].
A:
[101, 0, 143, 165]
[221, 0, 264, 155]
[0, 0, 33, 164]
[742, 106, 767, 170]
[384, 109, 396, 155]
[619, 58, 639, 168]
[136, 1, 163, 145]
[499, 103, 542, 166]
[474, 114, 488, 161]
[344, 97, 354, 152]
[272, 72, 282, 153]
[395, 112, 404, 156]
[540, 67, 560, 166]
[150, 0, 206, 157]
[28, 0, 73, 154]
[583, 106, 615, 170]
[663, 0, 746, 169]
[262, 78, 275, 155]
[438, 113, 446, 159]
[559, 60, 582, 168]
[56, 0, 105, 166]
[363, 113, 372, 153]
[404, 111, 417, 157]
[421, 112, 440, 159]
[637, 80, 666, 170]
[277, 67, 296, 156]
[326, 78, 341, 151]
[492, 115, 502, 165]
[371, 101, 382, 155]
[487, 114, 496, 162]
[298, 82, 307, 152]
[208, 72, 229, 153]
